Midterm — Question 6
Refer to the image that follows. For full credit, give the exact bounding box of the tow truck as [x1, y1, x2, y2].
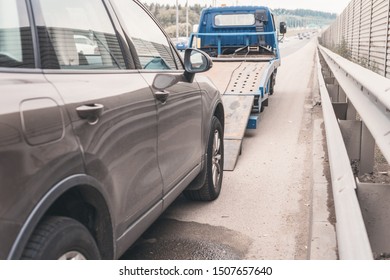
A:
[189, 6, 287, 170]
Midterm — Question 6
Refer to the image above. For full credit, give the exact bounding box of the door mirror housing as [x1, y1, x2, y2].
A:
[183, 48, 213, 82]
[153, 49, 213, 88]
[279, 22, 287, 34]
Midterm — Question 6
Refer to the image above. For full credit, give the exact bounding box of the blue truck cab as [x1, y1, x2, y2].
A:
[189, 6, 286, 60]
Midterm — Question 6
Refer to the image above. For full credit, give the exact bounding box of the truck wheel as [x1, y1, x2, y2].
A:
[184, 116, 223, 201]
[22, 216, 100, 260]
[269, 74, 275, 95]
[260, 103, 265, 112]
[261, 97, 269, 113]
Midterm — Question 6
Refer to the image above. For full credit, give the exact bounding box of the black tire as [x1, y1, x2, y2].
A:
[22, 216, 100, 260]
[263, 97, 269, 107]
[260, 97, 268, 113]
[269, 73, 275, 95]
[184, 116, 224, 201]
[260, 100, 265, 112]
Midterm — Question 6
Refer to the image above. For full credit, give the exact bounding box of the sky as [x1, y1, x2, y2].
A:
[141, 0, 352, 14]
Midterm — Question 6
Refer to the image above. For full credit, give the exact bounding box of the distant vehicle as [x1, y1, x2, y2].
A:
[74, 35, 99, 55]
[176, 39, 188, 51]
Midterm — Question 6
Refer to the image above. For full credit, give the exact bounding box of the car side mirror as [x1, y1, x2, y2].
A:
[280, 22, 287, 34]
[183, 48, 213, 83]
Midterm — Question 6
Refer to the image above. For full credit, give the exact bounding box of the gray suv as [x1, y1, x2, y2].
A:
[0, 0, 224, 260]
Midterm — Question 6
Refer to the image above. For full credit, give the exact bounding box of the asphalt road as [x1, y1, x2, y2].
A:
[121, 37, 336, 260]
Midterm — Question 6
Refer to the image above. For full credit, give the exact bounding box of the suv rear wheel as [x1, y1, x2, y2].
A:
[22, 216, 100, 260]
[184, 116, 223, 201]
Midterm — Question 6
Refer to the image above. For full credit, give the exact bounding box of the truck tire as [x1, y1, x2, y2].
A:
[22, 216, 100, 260]
[184, 116, 223, 201]
[261, 97, 269, 112]
[260, 103, 265, 112]
[269, 73, 275, 95]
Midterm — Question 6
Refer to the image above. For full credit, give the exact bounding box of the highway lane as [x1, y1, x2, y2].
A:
[121, 38, 336, 260]
[279, 35, 313, 58]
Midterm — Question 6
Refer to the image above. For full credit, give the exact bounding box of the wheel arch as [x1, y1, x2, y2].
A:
[8, 174, 114, 260]
[213, 101, 225, 130]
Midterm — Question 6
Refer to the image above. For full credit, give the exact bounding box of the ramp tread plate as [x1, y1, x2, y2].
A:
[225, 63, 266, 95]
[222, 95, 255, 140]
[201, 61, 267, 95]
[223, 139, 242, 171]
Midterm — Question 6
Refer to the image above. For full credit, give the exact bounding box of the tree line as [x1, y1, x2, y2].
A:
[273, 9, 336, 20]
[143, 3, 337, 37]
[143, 3, 205, 37]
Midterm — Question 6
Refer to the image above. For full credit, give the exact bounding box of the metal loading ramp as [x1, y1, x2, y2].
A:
[204, 61, 267, 170]
[222, 95, 254, 170]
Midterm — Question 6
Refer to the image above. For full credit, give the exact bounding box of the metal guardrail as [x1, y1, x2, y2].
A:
[317, 45, 390, 259]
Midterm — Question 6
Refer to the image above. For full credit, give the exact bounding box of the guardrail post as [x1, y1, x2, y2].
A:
[338, 86, 347, 103]
[338, 121, 375, 176]
[357, 179, 390, 258]
[324, 76, 349, 121]
[346, 99, 357, 120]
[359, 122, 375, 175]
[339, 120, 362, 163]
[327, 84, 339, 102]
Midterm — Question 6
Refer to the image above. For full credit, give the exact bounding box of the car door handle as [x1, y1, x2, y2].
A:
[76, 103, 104, 124]
[155, 91, 170, 104]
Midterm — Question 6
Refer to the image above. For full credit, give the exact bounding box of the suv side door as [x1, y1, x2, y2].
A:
[30, 0, 163, 248]
[111, 0, 203, 201]
[0, 0, 85, 259]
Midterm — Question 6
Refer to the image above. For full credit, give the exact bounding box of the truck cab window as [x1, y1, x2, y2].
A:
[112, 0, 182, 71]
[214, 14, 255, 26]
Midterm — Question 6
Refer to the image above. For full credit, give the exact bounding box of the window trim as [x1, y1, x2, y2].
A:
[109, 0, 184, 71]
[0, 0, 37, 69]
[0, 67, 43, 74]
[41, 68, 139, 75]
[102, 0, 136, 70]
[25, 0, 40, 68]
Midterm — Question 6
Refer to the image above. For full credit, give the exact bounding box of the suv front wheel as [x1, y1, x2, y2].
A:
[184, 116, 224, 201]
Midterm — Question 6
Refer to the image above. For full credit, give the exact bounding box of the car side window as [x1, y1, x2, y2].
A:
[34, 0, 125, 70]
[0, 0, 34, 68]
[112, 0, 183, 71]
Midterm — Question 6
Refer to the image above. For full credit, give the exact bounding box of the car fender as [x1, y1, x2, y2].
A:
[7, 174, 113, 259]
